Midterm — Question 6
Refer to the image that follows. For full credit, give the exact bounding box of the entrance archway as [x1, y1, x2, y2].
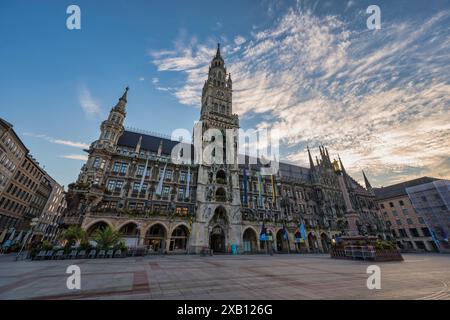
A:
[86, 221, 109, 238]
[170, 225, 189, 252]
[209, 206, 228, 253]
[210, 225, 225, 253]
[276, 229, 288, 253]
[243, 228, 257, 253]
[144, 224, 167, 252]
[119, 223, 140, 247]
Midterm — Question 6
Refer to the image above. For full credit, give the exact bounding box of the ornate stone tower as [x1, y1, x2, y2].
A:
[75, 87, 128, 209]
[99, 87, 128, 148]
[190, 44, 242, 253]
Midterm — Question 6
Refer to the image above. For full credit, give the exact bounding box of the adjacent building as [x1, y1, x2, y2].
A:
[406, 180, 450, 253]
[0, 118, 33, 232]
[65, 45, 388, 254]
[374, 177, 439, 252]
[0, 117, 65, 246]
[36, 176, 67, 242]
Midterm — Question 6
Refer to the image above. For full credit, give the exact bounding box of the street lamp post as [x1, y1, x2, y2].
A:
[15, 217, 39, 261]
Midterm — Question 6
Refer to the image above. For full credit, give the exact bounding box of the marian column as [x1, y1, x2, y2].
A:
[336, 157, 360, 237]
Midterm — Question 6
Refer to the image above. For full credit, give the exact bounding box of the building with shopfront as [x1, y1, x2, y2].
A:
[374, 177, 440, 252]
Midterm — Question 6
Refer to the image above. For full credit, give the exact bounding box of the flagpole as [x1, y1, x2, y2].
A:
[139, 155, 150, 192]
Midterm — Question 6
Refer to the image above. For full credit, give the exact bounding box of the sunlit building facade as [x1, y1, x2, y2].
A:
[65, 45, 388, 254]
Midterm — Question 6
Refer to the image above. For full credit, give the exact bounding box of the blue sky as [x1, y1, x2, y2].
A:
[1, 0, 449, 189]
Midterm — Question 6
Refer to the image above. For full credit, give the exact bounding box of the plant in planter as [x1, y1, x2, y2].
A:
[94, 226, 122, 250]
[41, 240, 53, 251]
[61, 226, 86, 247]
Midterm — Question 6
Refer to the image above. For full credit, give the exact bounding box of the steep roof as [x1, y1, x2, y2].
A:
[117, 130, 311, 180]
[374, 176, 439, 200]
[117, 130, 193, 157]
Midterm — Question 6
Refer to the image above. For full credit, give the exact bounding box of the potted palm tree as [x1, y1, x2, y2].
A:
[94, 226, 121, 250]
[61, 226, 85, 250]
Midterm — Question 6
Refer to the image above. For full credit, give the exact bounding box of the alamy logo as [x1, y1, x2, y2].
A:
[66, 5, 81, 30]
[366, 5, 381, 30]
[169, 122, 280, 175]
[366, 265, 381, 290]
[66, 265, 81, 290]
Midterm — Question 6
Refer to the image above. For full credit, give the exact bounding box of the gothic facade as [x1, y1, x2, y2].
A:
[65, 45, 388, 254]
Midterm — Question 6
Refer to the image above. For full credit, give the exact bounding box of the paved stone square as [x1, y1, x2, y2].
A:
[0, 253, 449, 300]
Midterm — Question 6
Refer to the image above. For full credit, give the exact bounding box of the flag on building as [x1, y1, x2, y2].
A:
[139, 156, 150, 192]
[243, 167, 248, 205]
[155, 163, 167, 196]
[270, 174, 276, 204]
[257, 172, 263, 207]
[430, 229, 440, 247]
[260, 222, 267, 241]
[300, 223, 307, 240]
[282, 224, 288, 240]
[185, 166, 191, 198]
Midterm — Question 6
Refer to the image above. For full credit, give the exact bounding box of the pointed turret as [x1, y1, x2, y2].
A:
[338, 155, 346, 175]
[215, 43, 221, 58]
[362, 170, 373, 193]
[307, 146, 315, 171]
[114, 86, 129, 113]
[135, 135, 143, 154]
[325, 147, 330, 162]
[227, 73, 232, 89]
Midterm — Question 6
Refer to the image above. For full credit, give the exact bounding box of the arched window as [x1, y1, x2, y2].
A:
[170, 225, 189, 251]
[216, 170, 226, 184]
[215, 187, 226, 202]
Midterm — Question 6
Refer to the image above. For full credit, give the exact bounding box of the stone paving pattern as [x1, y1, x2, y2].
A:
[0, 253, 449, 300]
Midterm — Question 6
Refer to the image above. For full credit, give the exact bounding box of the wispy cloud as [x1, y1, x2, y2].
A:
[60, 154, 88, 161]
[234, 35, 246, 46]
[23, 132, 90, 149]
[78, 85, 102, 119]
[150, 5, 450, 187]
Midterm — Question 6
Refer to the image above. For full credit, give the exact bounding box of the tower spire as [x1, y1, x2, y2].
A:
[114, 86, 129, 113]
[307, 146, 315, 170]
[362, 170, 373, 192]
[216, 43, 221, 58]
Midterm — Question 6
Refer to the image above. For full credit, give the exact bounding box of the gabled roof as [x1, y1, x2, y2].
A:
[374, 176, 439, 200]
[117, 130, 193, 157]
[117, 130, 311, 180]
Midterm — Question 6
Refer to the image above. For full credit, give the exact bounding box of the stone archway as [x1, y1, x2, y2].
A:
[276, 229, 288, 253]
[170, 224, 190, 252]
[242, 227, 257, 253]
[210, 225, 225, 253]
[144, 223, 167, 252]
[118, 222, 140, 247]
[208, 206, 228, 253]
[86, 221, 110, 238]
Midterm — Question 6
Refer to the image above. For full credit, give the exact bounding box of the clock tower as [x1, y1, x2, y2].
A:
[190, 44, 242, 253]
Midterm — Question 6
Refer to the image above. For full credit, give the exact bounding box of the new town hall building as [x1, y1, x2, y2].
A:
[65, 45, 388, 254]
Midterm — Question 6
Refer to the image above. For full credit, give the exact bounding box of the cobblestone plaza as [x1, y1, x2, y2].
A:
[0, 253, 449, 300]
